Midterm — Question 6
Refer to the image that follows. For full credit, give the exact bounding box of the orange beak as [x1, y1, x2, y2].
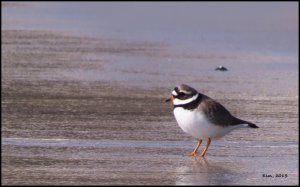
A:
[165, 95, 174, 103]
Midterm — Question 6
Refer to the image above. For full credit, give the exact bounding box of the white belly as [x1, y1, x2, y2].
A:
[173, 107, 239, 139]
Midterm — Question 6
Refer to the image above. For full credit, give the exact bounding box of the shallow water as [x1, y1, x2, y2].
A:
[2, 2, 299, 185]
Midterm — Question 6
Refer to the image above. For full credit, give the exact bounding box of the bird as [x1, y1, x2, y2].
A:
[215, 65, 228, 71]
[166, 84, 258, 157]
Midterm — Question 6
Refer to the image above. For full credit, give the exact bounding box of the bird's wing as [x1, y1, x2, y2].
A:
[199, 95, 237, 127]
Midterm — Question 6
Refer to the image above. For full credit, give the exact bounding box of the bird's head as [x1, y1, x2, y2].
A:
[166, 84, 199, 106]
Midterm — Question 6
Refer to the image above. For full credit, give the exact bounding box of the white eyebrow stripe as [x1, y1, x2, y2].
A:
[173, 94, 199, 105]
[172, 90, 178, 96]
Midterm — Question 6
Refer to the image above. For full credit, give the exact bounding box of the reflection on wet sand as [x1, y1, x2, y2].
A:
[175, 157, 239, 185]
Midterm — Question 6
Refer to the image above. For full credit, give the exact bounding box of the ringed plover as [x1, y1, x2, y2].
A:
[166, 84, 258, 157]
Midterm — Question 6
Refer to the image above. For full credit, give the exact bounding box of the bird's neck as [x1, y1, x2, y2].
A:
[173, 94, 202, 110]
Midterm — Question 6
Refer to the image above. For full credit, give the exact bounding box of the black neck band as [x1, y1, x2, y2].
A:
[174, 94, 202, 110]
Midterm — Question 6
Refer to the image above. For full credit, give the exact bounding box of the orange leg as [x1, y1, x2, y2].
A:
[190, 139, 202, 157]
[200, 138, 211, 157]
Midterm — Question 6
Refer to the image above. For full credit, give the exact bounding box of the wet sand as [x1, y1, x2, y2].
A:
[2, 30, 298, 185]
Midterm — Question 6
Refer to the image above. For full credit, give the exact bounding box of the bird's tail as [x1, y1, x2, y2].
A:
[234, 117, 259, 128]
[246, 122, 259, 128]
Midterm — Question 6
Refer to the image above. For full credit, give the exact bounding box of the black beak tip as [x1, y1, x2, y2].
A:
[165, 98, 170, 103]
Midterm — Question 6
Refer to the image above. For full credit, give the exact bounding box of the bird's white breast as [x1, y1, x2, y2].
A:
[173, 107, 238, 139]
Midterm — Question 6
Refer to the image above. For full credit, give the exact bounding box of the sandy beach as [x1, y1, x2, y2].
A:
[2, 2, 298, 185]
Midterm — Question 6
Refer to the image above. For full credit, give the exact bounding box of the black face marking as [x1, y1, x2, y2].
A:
[173, 87, 186, 99]
[176, 91, 185, 99]
[173, 88, 193, 100]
